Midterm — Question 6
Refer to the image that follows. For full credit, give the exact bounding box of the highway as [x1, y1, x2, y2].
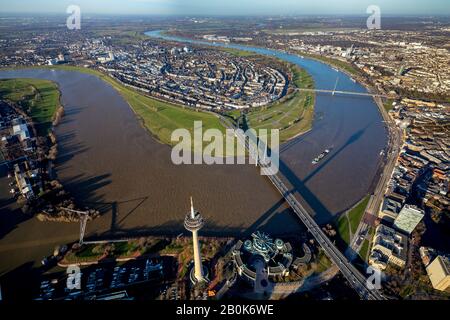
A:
[219, 115, 386, 300]
[261, 165, 385, 300]
[366, 97, 403, 217]
[348, 96, 403, 258]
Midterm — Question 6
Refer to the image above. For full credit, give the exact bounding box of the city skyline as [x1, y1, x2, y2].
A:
[1, 0, 450, 16]
[0, 1, 449, 303]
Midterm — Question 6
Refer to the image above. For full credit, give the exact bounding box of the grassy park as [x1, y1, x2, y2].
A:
[3, 61, 316, 152]
[220, 47, 256, 57]
[358, 227, 375, 261]
[314, 249, 333, 274]
[359, 239, 370, 261]
[61, 236, 228, 279]
[384, 98, 396, 112]
[62, 238, 171, 264]
[220, 47, 316, 143]
[0, 78, 60, 136]
[247, 90, 314, 143]
[337, 215, 352, 245]
[336, 195, 371, 246]
[246, 64, 315, 143]
[29, 65, 225, 148]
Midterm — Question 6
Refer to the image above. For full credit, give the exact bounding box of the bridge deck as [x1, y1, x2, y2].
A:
[220, 116, 385, 300]
[295, 87, 391, 98]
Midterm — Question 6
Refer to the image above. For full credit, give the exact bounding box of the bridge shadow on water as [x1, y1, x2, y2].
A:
[243, 198, 294, 236]
[57, 106, 85, 126]
[80, 193, 294, 240]
[54, 131, 90, 168]
[277, 124, 370, 225]
[279, 128, 315, 154]
[63, 173, 112, 205]
[279, 91, 352, 155]
[85, 196, 151, 233]
[85, 200, 288, 240]
[3, 122, 371, 244]
[302, 124, 371, 184]
[94, 123, 373, 239]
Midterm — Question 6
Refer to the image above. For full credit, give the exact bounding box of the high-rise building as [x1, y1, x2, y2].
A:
[393, 204, 424, 234]
[184, 197, 207, 283]
[426, 256, 450, 292]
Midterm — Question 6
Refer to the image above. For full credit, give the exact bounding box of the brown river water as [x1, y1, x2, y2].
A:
[0, 64, 387, 275]
[0, 70, 296, 274]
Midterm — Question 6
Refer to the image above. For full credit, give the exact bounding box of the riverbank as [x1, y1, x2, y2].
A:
[244, 63, 315, 143]
[59, 236, 231, 267]
[0, 78, 100, 222]
[1, 65, 226, 150]
[146, 30, 389, 226]
[288, 49, 394, 122]
[151, 33, 317, 145]
[162, 30, 362, 78]
[335, 195, 371, 247]
[0, 78, 61, 136]
[4, 61, 317, 155]
[291, 50, 362, 78]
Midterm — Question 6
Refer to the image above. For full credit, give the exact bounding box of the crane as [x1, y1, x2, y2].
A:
[57, 207, 90, 245]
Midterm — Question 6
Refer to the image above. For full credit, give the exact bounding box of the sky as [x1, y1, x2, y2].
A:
[0, 0, 449, 16]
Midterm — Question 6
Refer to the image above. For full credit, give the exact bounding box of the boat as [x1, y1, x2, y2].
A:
[312, 148, 333, 165]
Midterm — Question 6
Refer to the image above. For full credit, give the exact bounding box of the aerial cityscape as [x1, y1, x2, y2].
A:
[0, 0, 449, 307]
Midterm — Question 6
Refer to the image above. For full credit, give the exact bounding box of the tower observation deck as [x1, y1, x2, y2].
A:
[184, 197, 205, 232]
[184, 197, 208, 283]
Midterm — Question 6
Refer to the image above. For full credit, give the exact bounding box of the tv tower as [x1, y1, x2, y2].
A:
[184, 197, 207, 283]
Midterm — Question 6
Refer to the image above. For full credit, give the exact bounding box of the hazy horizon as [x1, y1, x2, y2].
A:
[1, 0, 449, 16]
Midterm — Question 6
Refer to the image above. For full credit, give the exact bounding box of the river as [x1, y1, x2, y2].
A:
[0, 32, 387, 274]
[145, 30, 388, 224]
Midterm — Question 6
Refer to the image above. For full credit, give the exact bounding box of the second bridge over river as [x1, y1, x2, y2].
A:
[295, 87, 392, 98]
